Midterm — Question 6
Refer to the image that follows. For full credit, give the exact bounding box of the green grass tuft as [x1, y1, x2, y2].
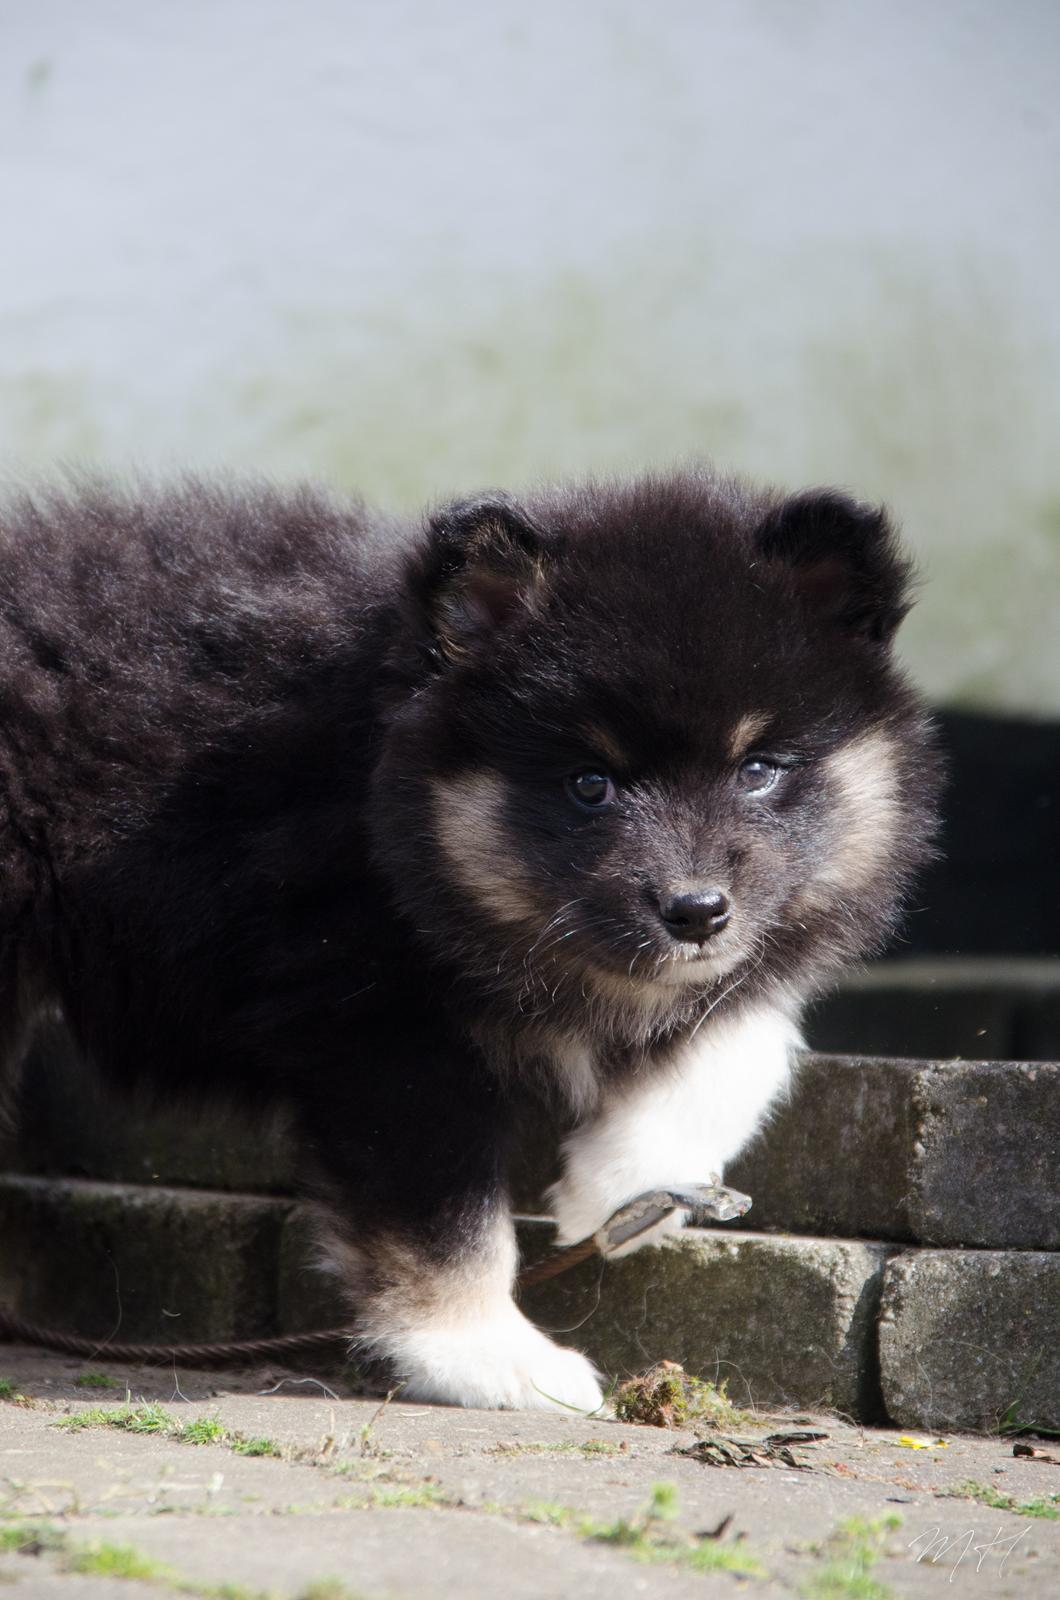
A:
[198, 1585, 270, 1600]
[230, 1435, 281, 1458]
[367, 1482, 450, 1509]
[63, 1539, 170, 1580]
[0, 1523, 67, 1556]
[74, 1371, 119, 1389]
[491, 1438, 625, 1457]
[801, 1514, 902, 1600]
[525, 1483, 765, 1577]
[0, 1518, 364, 1599]
[52, 1404, 286, 1461]
[56, 1402, 175, 1435]
[686, 1541, 770, 1576]
[177, 1417, 227, 1446]
[295, 1583, 361, 1600]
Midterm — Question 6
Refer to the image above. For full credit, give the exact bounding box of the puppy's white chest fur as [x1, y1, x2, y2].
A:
[547, 1004, 800, 1250]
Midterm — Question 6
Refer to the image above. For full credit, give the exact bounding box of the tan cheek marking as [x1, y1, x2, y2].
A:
[432, 772, 539, 926]
[727, 712, 770, 762]
[814, 729, 899, 893]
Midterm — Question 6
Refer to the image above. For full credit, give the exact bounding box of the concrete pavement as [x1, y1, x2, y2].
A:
[1, 1346, 1057, 1599]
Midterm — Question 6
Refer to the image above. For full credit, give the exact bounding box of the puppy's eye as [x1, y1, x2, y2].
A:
[738, 758, 779, 795]
[566, 771, 615, 810]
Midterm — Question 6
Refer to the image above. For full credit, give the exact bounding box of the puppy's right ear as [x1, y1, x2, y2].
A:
[412, 493, 551, 661]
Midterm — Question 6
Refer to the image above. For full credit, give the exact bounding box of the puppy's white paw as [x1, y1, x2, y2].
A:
[545, 1169, 614, 1248]
[547, 1170, 690, 1256]
[387, 1304, 604, 1412]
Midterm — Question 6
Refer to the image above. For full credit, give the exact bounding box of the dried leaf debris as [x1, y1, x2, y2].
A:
[673, 1430, 830, 1471]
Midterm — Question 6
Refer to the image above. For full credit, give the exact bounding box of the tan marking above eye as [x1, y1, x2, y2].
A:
[580, 725, 629, 771]
[727, 713, 771, 762]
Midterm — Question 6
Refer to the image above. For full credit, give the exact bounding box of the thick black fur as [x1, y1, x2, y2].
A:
[0, 469, 940, 1393]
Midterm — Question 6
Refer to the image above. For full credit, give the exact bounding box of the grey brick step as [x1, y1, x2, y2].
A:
[2, 1173, 1057, 1432]
[0, 1173, 886, 1418]
[0, 1173, 293, 1346]
[510, 1051, 1060, 1251]
[518, 1222, 891, 1421]
[6, 1018, 296, 1195]
[727, 1053, 1060, 1250]
[6, 1016, 1059, 1251]
[879, 1249, 1060, 1434]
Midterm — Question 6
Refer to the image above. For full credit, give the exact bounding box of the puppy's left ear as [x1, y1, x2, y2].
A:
[414, 493, 552, 659]
[756, 489, 914, 643]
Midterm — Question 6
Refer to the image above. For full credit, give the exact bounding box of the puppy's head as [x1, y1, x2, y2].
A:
[372, 472, 939, 1041]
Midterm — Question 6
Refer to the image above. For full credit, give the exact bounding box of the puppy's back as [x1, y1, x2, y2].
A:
[0, 478, 398, 984]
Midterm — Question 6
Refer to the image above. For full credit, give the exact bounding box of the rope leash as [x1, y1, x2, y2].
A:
[0, 1181, 751, 1368]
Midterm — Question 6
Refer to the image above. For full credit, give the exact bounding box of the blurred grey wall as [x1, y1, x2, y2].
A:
[1, 0, 1058, 712]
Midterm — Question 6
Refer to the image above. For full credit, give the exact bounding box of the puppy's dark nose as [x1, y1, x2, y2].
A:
[658, 888, 731, 942]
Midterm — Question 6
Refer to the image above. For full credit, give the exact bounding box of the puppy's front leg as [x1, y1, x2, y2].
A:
[297, 1031, 602, 1412]
[330, 1202, 603, 1411]
[547, 1005, 799, 1255]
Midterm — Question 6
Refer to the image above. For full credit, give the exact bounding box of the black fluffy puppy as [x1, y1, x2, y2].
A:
[0, 470, 939, 1408]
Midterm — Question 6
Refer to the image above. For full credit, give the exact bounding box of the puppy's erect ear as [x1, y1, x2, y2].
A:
[755, 489, 914, 643]
[416, 493, 551, 659]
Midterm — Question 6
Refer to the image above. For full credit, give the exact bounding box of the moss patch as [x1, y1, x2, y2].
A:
[939, 1480, 1060, 1520]
[612, 1361, 751, 1429]
[0, 1378, 34, 1408]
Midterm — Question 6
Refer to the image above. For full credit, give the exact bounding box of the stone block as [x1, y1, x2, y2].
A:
[879, 1249, 1060, 1433]
[6, 1016, 296, 1194]
[729, 1055, 917, 1243]
[518, 1223, 891, 1419]
[729, 1053, 1060, 1249]
[0, 1174, 290, 1344]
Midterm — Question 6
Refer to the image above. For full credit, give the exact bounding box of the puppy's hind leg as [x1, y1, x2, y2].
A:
[297, 1034, 603, 1413]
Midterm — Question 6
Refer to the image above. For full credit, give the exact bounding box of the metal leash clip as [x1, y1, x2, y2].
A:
[594, 1177, 753, 1256]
